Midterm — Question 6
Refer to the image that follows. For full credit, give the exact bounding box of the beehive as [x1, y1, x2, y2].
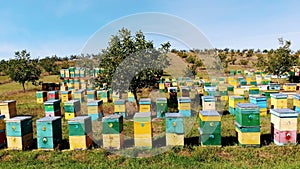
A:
[283, 83, 297, 92]
[134, 112, 152, 148]
[250, 96, 267, 116]
[69, 67, 75, 78]
[156, 98, 167, 118]
[199, 110, 221, 146]
[74, 89, 85, 103]
[235, 123, 260, 147]
[293, 94, 300, 113]
[60, 69, 66, 78]
[269, 83, 281, 90]
[102, 115, 123, 149]
[114, 99, 126, 118]
[159, 83, 165, 91]
[270, 93, 288, 109]
[127, 92, 136, 102]
[87, 90, 96, 102]
[36, 116, 62, 150]
[0, 100, 17, 119]
[36, 91, 47, 103]
[139, 98, 151, 113]
[178, 97, 191, 117]
[69, 116, 93, 150]
[61, 90, 72, 103]
[228, 96, 244, 111]
[165, 113, 184, 146]
[87, 100, 103, 120]
[81, 82, 87, 90]
[270, 109, 298, 145]
[44, 100, 61, 117]
[249, 87, 260, 96]
[97, 90, 109, 103]
[6, 116, 33, 150]
[180, 86, 190, 97]
[79, 69, 85, 77]
[235, 103, 260, 127]
[112, 92, 120, 102]
[234, 88, 245, 96]
[48, 90, 59, 100]
[64, 100, 81, 120]
[201, 96, 215, 111]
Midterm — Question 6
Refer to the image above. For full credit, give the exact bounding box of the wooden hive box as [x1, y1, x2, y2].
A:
[79, 69, 85, 78]
[166, 113, 184, 134]
[180, 86, 190, 97]
[127, 92, 136, 103]
[97, 90, 109, 103]
[201, 96, 215, 111]
[178, 97, 191, 117]
[235, 103, 260, 127]
[269, 83, 281, 90]
[102, 131, 124, 149]
[235, 123, 260, 147]
[156, 98, 167, 118]
[133, 112, 152, 148]
[159, 83, 165, 91]
[293, 94, 300, 108]
[283, 83, 297, 92]
[0, 100, 17, 119]
[270, 108, 298, 131]
[48, 90, 59, 100]
[36, 116, 62, 149]
[234, 88, 245, 96]
[102, 115, 123, 149]
[64, 100, 81, 120]
[86, 90, 96, 102]
[198, 127, 221, 146]
[80, 82, 87, 90]
[36, 91, 47, 103]
[229, 96, 244, 108]
[6, 116, 33, 150]
[112, 92, 120, 102]
[139, 98, 151, 113]
[199, 110, 221, 134]
[249, 96, 267, 116]
[249, 87, 260, 95]
[61, 90, 72, 103]
[44, 100, 61, 117]
[74, 89, 85, 103]
[270, 93, 288, 109]
[114, 99, 126, 118]
[87, 100, 103, 120]
[273, 127, 297, 146]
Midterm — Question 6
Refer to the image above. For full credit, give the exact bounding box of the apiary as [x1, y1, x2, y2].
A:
[48, 90, 59, 100]
[139, 98, 151, 113]
[74, 89, 85, 103]
[270, 93, 288, 109]
[61, 90, 72, 103]
[44, 100, 61, 117]
[156, 98, 167, 118]
[36, 91, 47, 103]
[102, 114, 123, 149]
[270, 108, 298, 145]
[165, 113, 184, 146]
[134, 112, 152, 148]
[87, 100, 103, 120]
[250, 96, 267, 116]
[64, 100, 81, 120]
[235, 103, 260, 127]
[199, 110, 221, 146]
[201, 96, 215, 111]
[114, 99, 126, 118]
[69, 116, 93, 150]
[87, 90, 96, 102]
[6, 116, 33, 150]
[97, 90, 109, 103]
[178, 97, 191, 117]
[36, 116, 62, 150]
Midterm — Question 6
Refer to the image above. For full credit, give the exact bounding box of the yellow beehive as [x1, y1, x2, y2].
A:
[229, 96, 245, 108]
[283, 83, 297, 92]
[134, 112, 152, 148]
[159, 83, 165, 90]
[69, 133, 93, 150]
[166, 133, 184, 146]
[114, 104, 125, 113]
[7, 133, 33, 150]
[260, 108, 267, 116]
[235, 127, 260, 145]
[234, 88, 245, 96]
[178, 102, 191, 110]
[134, 122, 152, 135]
[139, 98, 151, 113]
[270, 94, 287, 109]
[220, 96, 228, 101]
[271, 114, 297, 131]
[74, 83, 81, 90]
[61, 91, 72, 103]
[0, 100, 17, 119]
[102, 132, 124, 149]
[246, 77, 252, 84]
[294, 98, 300, 107]
[229, 80, 238, 88]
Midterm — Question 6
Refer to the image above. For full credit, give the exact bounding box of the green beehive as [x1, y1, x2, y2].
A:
[36, 116, 62, 149]
[68, 116, 92, 136]
[199, 110, 221, 134]
[227, 85, 234, 92]
[87, 90, 96, 102]
[198, 128, 221, 146]
[97, 90, 109, 102]
[102, 115, 123, 134]
[250, 81, 257, 86]
[156, 98, 168, 118]
[44, 100, 61, 114]
[166, 113, 184, 134]
[235, 103, 260, 127]
[64, 100, 81, 113]
[6, 116, 33, 137]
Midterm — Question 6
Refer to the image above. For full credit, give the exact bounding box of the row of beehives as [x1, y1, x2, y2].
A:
[60, 67, 102, 79]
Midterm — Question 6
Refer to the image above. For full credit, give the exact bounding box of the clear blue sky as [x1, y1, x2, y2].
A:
[1, 0, 300, 59]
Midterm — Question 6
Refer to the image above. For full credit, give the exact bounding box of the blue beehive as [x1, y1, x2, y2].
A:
[177, 97, 191, 117]
[165, 113, 184, 146]
[250, 96, 267, 108]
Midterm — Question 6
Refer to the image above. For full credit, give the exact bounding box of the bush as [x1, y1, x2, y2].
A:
[186, 56, 195, 64]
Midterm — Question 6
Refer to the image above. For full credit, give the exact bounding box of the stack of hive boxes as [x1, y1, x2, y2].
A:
[293, 94, 300, 113]
[250, 96, 267, 116]
[61, 90, 72, 103]
[0, 100, 17, 119]
[270, 93, 288, 109]
[74, 89, 85, 103]
[48, 90, 59, 100]
[36, 91, 47, 103]
[114, 99, 126, 118]
[139, 98, 151, 113]
[178, 97, 191, 117]
[68, 116, 93, 150]
[201, 96, 215, 111]
[44, 100, 61, 117]
[86, 90, 96, 102]
[102, 115, 123, 149]
[36, 116, 62, 150]
[97, 90, 109, 103]
[198, 110, 221, 146]
[228, 96, 244, 115]
[0, 115, 5, 147]
[64, 100, 81, 120]
[87, 100, 103, 120]
[235, 103, 260, 147]
[69, 67, 75, 78]
[156, 98, 168, 118]
[134, 112, 152, 148]
[6, 116, 33, 150]
[166, 113, 184, 146]
[270, 108, 298, 145]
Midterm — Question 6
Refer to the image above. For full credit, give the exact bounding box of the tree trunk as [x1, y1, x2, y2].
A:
[22, 82, 25, 92]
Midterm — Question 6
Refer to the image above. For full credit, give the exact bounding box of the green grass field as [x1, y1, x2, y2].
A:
[0, 75, 300, 168]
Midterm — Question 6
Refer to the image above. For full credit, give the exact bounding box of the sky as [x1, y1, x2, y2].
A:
[1, 0, 300, 59]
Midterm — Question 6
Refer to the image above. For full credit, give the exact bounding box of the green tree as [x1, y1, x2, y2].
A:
[39, 56, 59, 75]
[7, 50, 42, 91]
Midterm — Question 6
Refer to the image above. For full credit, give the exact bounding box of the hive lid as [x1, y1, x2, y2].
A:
[65, 100, 80, 104]
[0, 100, 16, 104]
[44, 99, 60, 104]
[270, 93, 287, 99]
[165, 113, 183, 118]
[37, 116, 61, 122]
[236, 103, 259, 109]
[200, 110, 220, 117]
[202, 96, 215, 101]
[156, 98, 167, 103]
[178, 97, 191, 102]
[139, 98, 151, 104]
[133, 112, 151, 122]
[87, 100, 103, 106]
[293, 94, 300, 100]
[102, 114, 123, 122]
[68, 116, 91, 122]
[270, 108, 298, 117]
[114, 99, 125, 104]
[229, 96, 244, 99]
[6, 116, 32, 122]
[61, 90, 71, 94]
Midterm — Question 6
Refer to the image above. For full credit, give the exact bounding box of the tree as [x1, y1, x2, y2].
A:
[39, 56, 59, 75]
[7, 50, 41, 91]
[97, 28, 170, 103]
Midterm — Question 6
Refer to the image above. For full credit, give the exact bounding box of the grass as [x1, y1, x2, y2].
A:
[1, 75, 300, 168]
